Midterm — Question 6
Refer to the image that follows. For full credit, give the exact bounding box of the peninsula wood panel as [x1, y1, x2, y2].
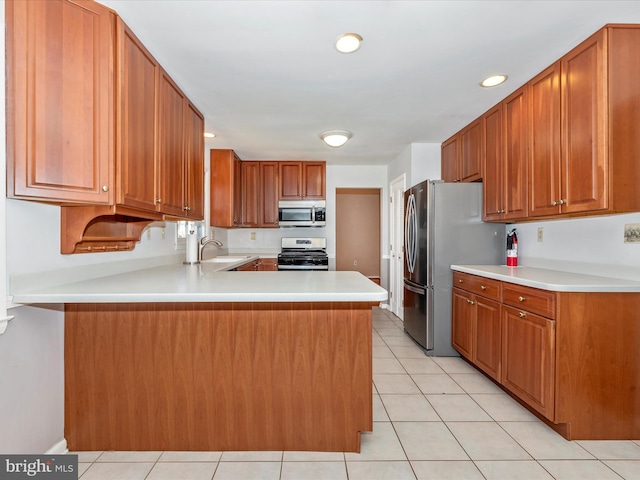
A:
[65, 302, 374, 452]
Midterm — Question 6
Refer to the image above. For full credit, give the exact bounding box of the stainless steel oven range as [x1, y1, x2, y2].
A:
[277, 237, 329, 271]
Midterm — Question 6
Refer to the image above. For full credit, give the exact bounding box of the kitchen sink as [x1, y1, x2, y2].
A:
[202, 255, 251, 263]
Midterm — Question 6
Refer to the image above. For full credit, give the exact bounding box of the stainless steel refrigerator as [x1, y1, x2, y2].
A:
[403, 180, 503, 356]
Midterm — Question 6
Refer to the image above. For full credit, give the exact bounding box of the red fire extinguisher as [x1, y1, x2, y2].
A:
[507, 229, 518, 267]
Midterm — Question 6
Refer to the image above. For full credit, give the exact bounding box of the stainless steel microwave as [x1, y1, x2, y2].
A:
[278, 200, 326, 227]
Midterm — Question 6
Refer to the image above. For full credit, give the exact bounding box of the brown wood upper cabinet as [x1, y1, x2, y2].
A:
[279, 161, 326, 199]
[6, 0, 115, 203]
[119, 22, 204, 221]
[483, 87, 528, 221]
[7, 1, 204, 218]
[210, 152, 279, 228]
[210, 149, 243, 228]
[486, 24, 640, 222]
[7, 0, 205, 252]
[441, 120, 483, 183]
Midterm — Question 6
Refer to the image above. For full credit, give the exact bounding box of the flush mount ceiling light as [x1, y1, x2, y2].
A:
[335, 33, 363, 53]
[203, 132, 216, 138]
[320, 130, 352, 148]
[480, 74, 508, 87]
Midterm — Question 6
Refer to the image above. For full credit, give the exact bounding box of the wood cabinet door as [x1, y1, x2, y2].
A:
[474, 296, 502, 381]
[528, 63, 562, 218]
[502, 305, 556, 419]
[460, 119, 483, 182]
[502, 86, 529, 220]
[441, 136, 459, 183]
[116, 20, 159, 212]
[242, 162, 260, 227]
[157, 70, 186, 217]
[451, 288, 474, 359]
[279, 162, 303, 199]
[260, 162, 279, 227]
[210, 149, 237, 227]
[303, 162, 326, 199]
[482, 105, 503, 221]
[184, 102, 205, 220]
[258, 258, 278, 271]
[561, 29, 608, 214]
[6, 0, 114, 203]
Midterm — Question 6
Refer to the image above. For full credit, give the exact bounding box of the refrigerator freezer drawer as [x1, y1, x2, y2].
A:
[403, 280, 431, 351]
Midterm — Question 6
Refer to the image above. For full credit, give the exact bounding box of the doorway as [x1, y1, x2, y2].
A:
[335, 188, 381, 282]
[389, 174, 406, 319]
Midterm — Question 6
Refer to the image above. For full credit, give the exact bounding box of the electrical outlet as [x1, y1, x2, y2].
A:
[250, 232, 256, 240]
[537, 227, 544, 242]
[354, 260, 358, 266]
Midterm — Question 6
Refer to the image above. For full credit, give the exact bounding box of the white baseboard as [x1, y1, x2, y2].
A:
[45, 438, 69, 455]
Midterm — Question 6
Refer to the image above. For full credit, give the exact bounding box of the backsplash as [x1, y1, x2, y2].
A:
[511, 212, 640, 281]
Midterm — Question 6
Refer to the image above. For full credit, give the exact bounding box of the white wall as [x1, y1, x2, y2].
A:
[410, 143, 442, 185]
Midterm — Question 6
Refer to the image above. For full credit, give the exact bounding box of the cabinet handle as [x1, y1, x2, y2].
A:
[559, 199, 566, 205]
[184, 206, 191, 211]
[552, 200, 558, 206]
[156, 198, 162, 204]
[466, 299, 475, 305]
[518, 312, 526, 318]
[455, 178, 461, 182]
[101, 185, 109, 192]
[518, 296, 526, 302]
[480, 285, 487, 290]
[458, 279, 463, 283]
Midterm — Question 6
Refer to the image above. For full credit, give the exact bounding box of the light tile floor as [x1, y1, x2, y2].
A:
[74, 307, 640, 480]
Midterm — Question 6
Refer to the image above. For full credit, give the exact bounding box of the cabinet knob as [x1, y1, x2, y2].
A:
[518, 312, 526, 318]
[552, 201, 558, 206]
[455, 178, 461, 183]
[156, 198, 162, 204]
[458, 279, 463, 283]
[518, 296, 526, 302]
[559, 199, 566, 205]
[480, 285, 487, 290]
[101, 185, 109, 192]
[466, 299, 475, 305]
[184, 206, 191, 211]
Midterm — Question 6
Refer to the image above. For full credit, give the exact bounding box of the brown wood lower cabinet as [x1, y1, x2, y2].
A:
[65, 301, 374, 452]
[452, 271, 640, 440]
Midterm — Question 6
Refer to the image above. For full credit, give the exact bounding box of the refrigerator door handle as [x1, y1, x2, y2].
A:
[404, 193, 417, 274]
[403, 281, 425, 295]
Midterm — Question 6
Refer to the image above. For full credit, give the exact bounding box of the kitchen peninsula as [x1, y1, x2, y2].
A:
[12, 262, 387, 453]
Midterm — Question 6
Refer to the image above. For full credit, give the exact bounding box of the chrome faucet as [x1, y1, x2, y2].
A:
[199, 237, 224, 262]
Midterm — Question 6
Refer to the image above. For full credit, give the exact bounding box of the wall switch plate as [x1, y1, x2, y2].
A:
[624, 223, 640, 243]
[537, 227, 544, 242]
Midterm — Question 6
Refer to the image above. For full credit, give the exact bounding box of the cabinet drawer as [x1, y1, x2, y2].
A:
[453, 272, 501, 301]
[503, 283, 556, 319]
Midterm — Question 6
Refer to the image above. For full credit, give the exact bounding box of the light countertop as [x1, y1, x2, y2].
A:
[451, 264, 640, 292]
[11, 259, 387, 304]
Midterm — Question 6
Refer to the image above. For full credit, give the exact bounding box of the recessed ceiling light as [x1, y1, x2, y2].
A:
[335, 33, 363, 54]
[204, 132, 216, 138]
[480, 74, 508, 87]
[320, 130, 352, 148]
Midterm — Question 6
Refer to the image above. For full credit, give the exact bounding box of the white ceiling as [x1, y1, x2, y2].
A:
[100, 0, 640, 166]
